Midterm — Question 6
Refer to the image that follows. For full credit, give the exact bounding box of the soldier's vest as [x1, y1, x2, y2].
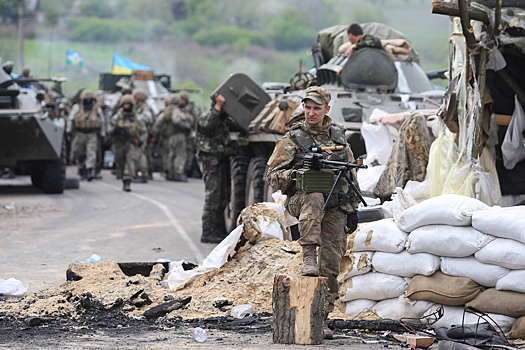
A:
[73, 105, 102, 132]
[287, 124, 357, 208]
[115, 112, 140, 141]
[160, 106, 179, 138]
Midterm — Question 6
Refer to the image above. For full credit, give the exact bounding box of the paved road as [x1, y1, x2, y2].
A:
[0, 167, 215, 294]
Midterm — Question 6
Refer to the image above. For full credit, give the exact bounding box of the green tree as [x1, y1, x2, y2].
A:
[268, 6, 316, 51]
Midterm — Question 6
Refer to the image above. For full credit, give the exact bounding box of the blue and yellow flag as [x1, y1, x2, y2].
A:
[111, 53, 153, 75]
[66, 50, 83, 67]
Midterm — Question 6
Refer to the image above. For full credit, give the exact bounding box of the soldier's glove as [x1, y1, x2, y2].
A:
[290, 170, 297, 179]
[346, 211, 358, 233]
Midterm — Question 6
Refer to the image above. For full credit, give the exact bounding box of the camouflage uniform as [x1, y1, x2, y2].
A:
[266, 87, 361, 312]
[179, 91, 202, 178]
[108, 95, 147, 191]
[196, 103, 235, 243]
[133, 89, 155, 181]
[66, 89, 106, 181]
[153, 94, 192, 181]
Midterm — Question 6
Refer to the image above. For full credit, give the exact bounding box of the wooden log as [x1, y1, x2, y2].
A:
[272, 274, 328, 345]
[431, 0, 490, 24]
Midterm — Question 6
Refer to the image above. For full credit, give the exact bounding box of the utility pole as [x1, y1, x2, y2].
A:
[18, 0, 24, 70]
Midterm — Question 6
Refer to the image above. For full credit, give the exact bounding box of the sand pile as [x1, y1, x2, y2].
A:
[2, 238, 353, 321]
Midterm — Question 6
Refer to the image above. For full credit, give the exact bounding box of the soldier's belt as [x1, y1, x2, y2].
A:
[295, 168, 335, 193]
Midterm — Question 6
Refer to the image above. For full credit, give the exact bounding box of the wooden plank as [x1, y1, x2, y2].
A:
[393, 333, 434, 348]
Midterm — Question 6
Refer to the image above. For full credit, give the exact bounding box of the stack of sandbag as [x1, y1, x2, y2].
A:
[341, 194, 525, 336]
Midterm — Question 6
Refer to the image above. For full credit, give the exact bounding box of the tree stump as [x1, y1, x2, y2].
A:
[272, 274, 328, 345]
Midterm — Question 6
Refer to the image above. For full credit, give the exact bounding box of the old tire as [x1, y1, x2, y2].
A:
[245, 156, 268, 206]
[41, 136, 67, 194]
[225, 155, 249, 233]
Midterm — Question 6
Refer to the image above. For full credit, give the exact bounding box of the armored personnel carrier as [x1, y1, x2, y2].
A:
[0, 63, 67, 193]
[212, 23, 445, 231]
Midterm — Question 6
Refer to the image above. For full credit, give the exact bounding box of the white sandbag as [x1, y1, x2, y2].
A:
[372, 251, 440, 277]
[396, 194, 489, 232]
[344, 299, 378, 317]
[475, 238, 525, 269]
[350, 219, 408, 253]
[496, 270, 525, 293]
[341, 272, 408, 302]
[472, 206, 525, 245]
[340, 251, 374, 281]
[406, 225, 495, 257]
[440, 256, 510, 288]
[357, 165, 386, 192]
[372, 296, 435, 322]
[424, 305, 516, 332]
[361, 121, 393, 167]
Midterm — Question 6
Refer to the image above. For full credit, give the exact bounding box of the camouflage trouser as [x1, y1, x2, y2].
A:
[137, 145, 149, 177]
[166, 133, 188, 178]
[71, 132, 99, 170]
[286, 191, 347, 309]
[112, 141, 141, 181]
[200, 154, 230, 239]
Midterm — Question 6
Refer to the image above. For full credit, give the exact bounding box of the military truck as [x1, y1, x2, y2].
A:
[216, 23, 445, 231]
[0, 65, 68, 194]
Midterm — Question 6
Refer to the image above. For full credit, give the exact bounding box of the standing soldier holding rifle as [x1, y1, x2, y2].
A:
[266, 86, 365, 339]
[108, 95, 147, 192]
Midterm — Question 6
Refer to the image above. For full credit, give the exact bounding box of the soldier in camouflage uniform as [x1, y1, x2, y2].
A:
[341, 23, 384, 56]
[152, 94, 192, 182]
[266, 86, 361, 339]
[133, 88, 155, 182]
[108, 95, 147, 192]
[66, 89, 106, 181]
[179, 91, 202, 178]
[196, 94, 236, 243]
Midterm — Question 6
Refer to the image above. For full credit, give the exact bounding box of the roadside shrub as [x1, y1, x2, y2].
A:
[192, 26, 268, 48]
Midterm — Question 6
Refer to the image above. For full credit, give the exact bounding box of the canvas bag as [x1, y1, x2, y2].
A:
[501, 95, 525, 170]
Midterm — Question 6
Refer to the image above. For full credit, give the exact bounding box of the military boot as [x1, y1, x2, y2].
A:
[86, 168, 94, 182]
[123, 180, 131, 192]
[301, 245, 319, 276]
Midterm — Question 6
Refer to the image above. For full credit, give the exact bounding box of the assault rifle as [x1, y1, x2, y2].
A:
[294, 147, 368, 211]
[113, 124, 142, 147]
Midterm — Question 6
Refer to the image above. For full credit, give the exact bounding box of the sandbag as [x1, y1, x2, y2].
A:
[475, 237, 525, 269]
[496, 270, 525, 293]
[396, 194, 488, 232]
[423, 304, 516, 332]
[344, 299, 377, 317]
[348, 218, 407, 253]
[372, 296, 435, 322]
[340, 272, 408, 302]
[372, 251, 440, 277]
[466, 288, 525, 318]
[405, 272, 484, 306]
[406, 225, 495, 257]
[471, 206, 525, 244]
[440, 256, 510, 288]
[338, 251, 373, 282]
[509, 316, 525, 340]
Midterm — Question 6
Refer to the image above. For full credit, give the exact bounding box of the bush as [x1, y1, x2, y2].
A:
[267, 7, 316, 51]
[65, 17, 166, 43]
[192, 26, 268, 48]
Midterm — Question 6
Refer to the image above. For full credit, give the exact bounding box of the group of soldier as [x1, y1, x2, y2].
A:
[66, 88, 201, 192]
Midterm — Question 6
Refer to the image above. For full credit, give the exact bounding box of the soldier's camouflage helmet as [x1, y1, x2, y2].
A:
[133, 88, 148, 101]
[179, 90, 190, 101]
[302, 86, 331, 105]
[119, 94, 135, 106]
[80, 89, 94, 100]
[167, 93, 180, 106]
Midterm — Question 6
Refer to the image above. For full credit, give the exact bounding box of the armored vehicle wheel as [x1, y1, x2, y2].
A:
[225, 155, 249, 233]
[41, 137, 67, 194]
[245, 156, 268, 206]
[30, 165, 44, 189]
